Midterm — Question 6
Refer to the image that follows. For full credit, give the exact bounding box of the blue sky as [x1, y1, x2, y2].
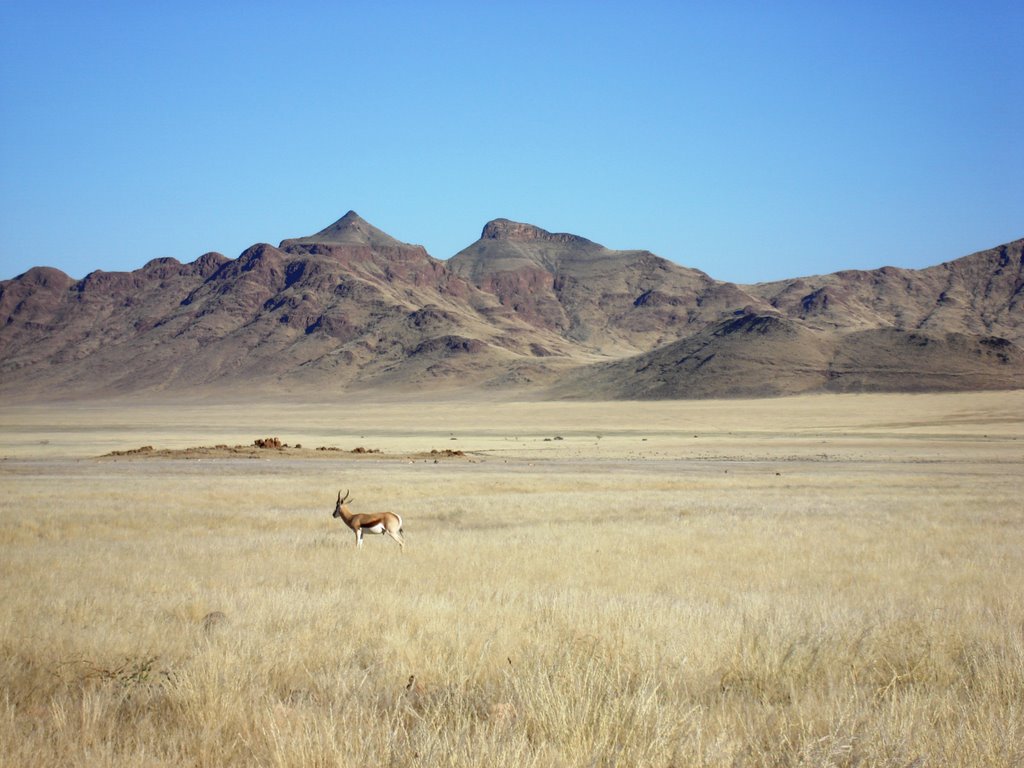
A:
[1, 1, 1021, 284]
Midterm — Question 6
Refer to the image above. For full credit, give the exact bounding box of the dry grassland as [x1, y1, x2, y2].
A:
[1, 392, 1023, 766]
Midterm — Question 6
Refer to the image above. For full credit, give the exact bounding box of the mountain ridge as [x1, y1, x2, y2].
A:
[1, 214, 1020, 401]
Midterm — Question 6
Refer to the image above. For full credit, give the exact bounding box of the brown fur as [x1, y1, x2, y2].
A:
[332, 490, 405, 551]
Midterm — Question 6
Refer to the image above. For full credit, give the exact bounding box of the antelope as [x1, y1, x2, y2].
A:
[332, 490, 405, 551]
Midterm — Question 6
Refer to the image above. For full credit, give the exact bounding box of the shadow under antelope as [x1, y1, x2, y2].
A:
[332, 489, 405, 551]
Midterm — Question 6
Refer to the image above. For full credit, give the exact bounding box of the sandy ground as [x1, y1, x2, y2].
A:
[3, 390, 1022, 462]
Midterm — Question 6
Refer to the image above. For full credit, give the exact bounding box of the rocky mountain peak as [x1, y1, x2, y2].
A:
[279, 211, 406, 249]
[480, 219, 593, 247]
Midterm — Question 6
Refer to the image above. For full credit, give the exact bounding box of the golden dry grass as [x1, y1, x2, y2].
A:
[1, 392, 1023, 766]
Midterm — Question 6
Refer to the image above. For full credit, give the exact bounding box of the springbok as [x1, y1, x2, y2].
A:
[332, 490, 405, 551]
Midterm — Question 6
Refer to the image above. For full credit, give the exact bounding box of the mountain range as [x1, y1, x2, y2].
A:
[1, 211, 1021, 400]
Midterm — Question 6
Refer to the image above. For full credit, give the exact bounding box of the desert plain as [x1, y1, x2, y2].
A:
[1, 390, 1022, 766]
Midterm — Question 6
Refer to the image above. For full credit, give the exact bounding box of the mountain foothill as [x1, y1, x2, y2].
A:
[1, 210, 1021, 401]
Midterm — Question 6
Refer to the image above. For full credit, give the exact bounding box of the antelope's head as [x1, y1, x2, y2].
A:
[333, 489, 352, 518]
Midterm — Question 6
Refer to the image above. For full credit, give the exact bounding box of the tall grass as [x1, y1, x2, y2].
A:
[1, 395, 1022, 766]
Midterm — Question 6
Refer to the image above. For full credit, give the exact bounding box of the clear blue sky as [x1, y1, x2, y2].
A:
[1, 1, 1021, 284]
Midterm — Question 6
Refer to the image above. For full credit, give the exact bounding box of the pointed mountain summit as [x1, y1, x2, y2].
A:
[279, 211, 406, 249]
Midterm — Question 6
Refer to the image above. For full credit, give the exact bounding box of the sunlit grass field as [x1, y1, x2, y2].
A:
[2, 392, 1022, 766]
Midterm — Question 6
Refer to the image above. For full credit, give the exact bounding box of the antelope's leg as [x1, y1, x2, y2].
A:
[386, 529, 405, 550]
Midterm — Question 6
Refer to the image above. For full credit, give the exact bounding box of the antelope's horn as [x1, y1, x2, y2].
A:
[341, 489, 351, 504]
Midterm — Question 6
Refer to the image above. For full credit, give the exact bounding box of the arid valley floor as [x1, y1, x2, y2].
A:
[2, 392, 1023, 766]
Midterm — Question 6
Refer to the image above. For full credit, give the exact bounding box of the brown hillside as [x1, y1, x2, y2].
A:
[548, 313, 834, 399]
[549, 312, 1024, 400]
[826, 328, 1024, 393]
[449, 219, 765, 355]
[0, 213, 1020, 401]
[750, 239, 1024, 343]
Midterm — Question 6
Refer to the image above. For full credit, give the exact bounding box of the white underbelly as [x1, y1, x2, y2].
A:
[363, 523, 385, 535]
